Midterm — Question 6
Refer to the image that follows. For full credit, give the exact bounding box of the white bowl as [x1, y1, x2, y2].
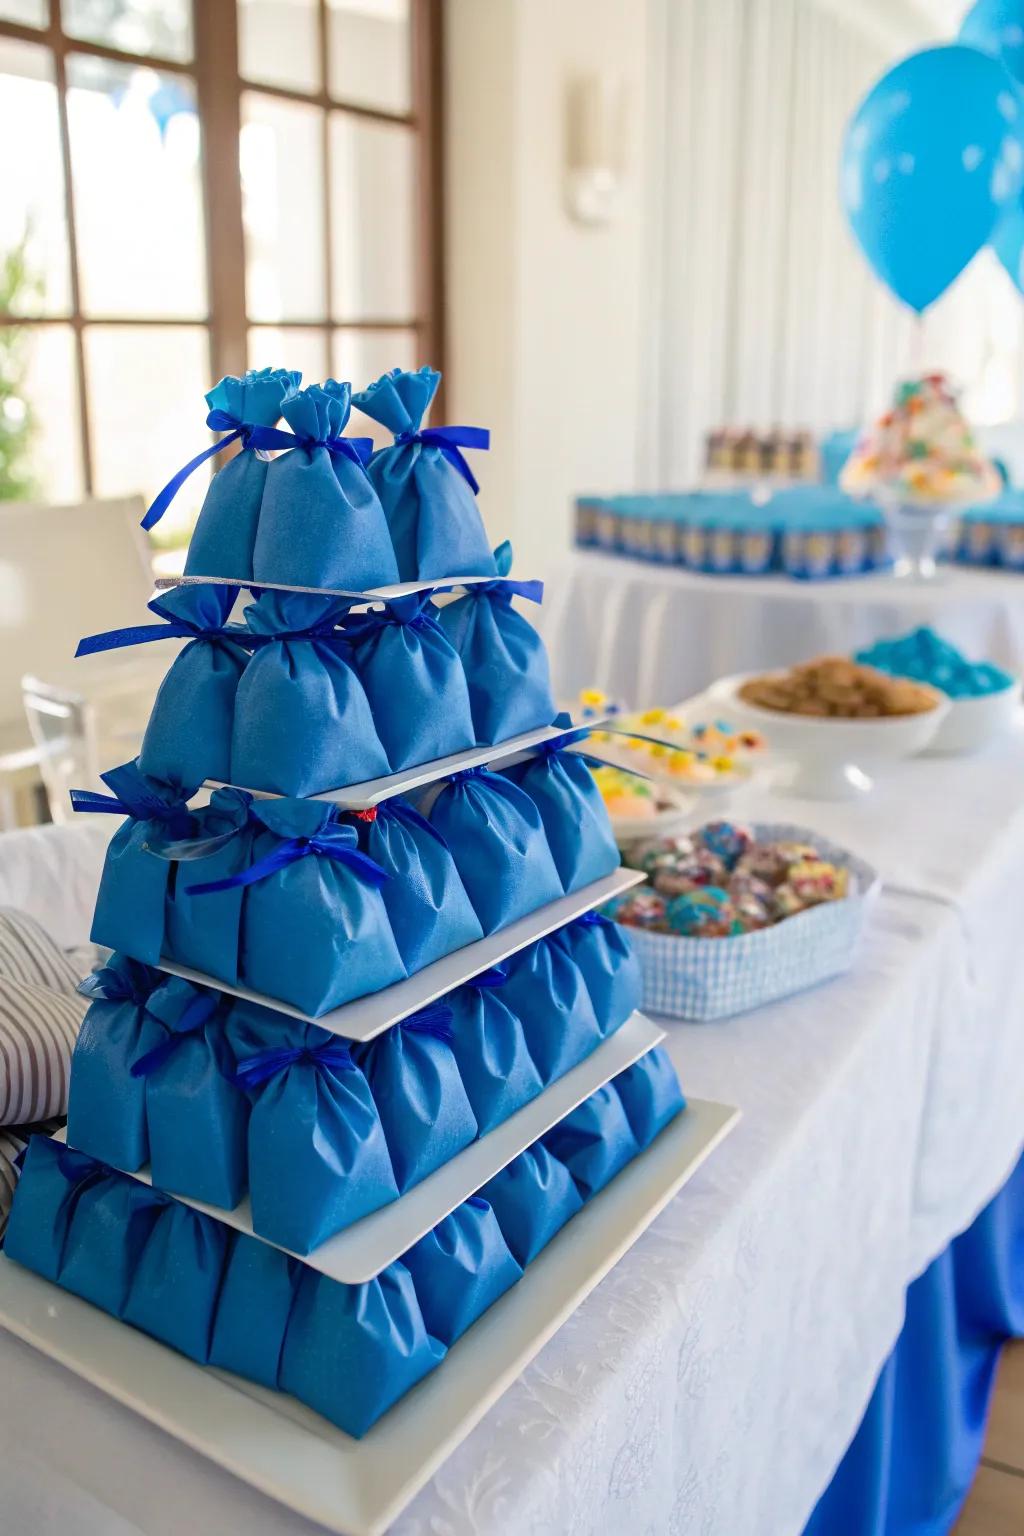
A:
[923, 677, 1021, 756]
[706, 672, 950, 799]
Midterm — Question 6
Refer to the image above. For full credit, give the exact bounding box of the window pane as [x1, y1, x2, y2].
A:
[329, 114, 415, 320]
[328, 0, 410, 116]
[84, 324, 210, 540]
[248, 324, 327, 385]
[61, 0, 192, 62]
[67, 56, 206, 318]
[239, 0, 320, 94]
[0, 41, 71, 317]
[0, 0, 46, 26]
[0, 323, 82, 503]
[333, 325, 416, 445]
[242, 92, 326, 323]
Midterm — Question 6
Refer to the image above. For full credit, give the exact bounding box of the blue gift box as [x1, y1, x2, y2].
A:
[426, 768, 562, 935]
[553, 912, 640, 1036]
[354, 798, 482, 974]
[353, 366, 495, 582]
[343, 594, 476, 769]
[279, 1261, 446, 1438]
[436, 541, 555, 745]
[446, 968, 543, 1134]
[611, 1047, 686, 1148]
[185, 369, 300, 581]
[230, 590, 391, 797]
[542, 1086, 639, 1199]
[123, 1200, 232, 1363]
[228, 1006, 399, 1253]
[253, 381, 399, 592]
[355, 1006, 478, 1193]
[478, 1144, 583, 1266]
[401, 1197, 521, 1346]
[209, 1232, 303, 1389]
[501, 936, 603, 1086]
[139, 977, 250, 1210]
[67, 957, 165, 1171]
[503, 733, 619, 893]
[163, 787, 256, 987]
[3, 1137, 110, 1283]
[58, 1173, 166, 1317]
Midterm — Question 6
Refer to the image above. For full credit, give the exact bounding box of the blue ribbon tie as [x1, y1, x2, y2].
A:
[394, 424, 489, 495]
[185, 833, 388, 896]
[400, 1002, 455, 1044]
[77, 962, 156, 1008]
[69, 787, 194, 841]
[232, 1038, 357, 1090]
[466, 965, 509, 989]
[130, 993, 221, 1078]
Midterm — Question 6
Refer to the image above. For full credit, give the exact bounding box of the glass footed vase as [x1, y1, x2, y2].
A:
[878, 496, 956, 582]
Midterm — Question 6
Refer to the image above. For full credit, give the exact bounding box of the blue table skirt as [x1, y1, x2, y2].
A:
[804, 1147, 1024, 1536]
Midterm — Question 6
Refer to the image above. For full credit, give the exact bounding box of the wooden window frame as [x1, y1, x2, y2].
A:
[0, 0, 444, 499]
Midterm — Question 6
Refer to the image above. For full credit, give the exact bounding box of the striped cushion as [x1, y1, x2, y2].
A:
[0, 1129, 27, 1241]
[0, 907, 82, 996]
[0, 976, 87, 1125]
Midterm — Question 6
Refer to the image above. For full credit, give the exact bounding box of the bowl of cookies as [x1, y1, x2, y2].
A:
[707, 657, 950, 798]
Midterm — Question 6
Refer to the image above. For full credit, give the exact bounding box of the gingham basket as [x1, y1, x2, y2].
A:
[620, 823, 880, 1022]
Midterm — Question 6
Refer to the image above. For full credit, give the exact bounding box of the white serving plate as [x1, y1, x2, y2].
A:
[923, 676, 1022, 756]
[155, 866, 644, 1042]
[0, 1097, 738, 1536]
[53, 1013, 665, 1284]
[706, 671, 950, 799]
[152, 573, 538, 602]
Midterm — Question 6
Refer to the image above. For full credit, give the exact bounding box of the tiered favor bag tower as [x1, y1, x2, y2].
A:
[4, 366, 686, 1439]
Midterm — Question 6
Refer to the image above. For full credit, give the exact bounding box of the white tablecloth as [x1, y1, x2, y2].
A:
[1, 744, 1023, 1536]
[537, 550, 1024, 706]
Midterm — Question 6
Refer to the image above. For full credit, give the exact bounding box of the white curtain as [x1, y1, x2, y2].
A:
[639, 0, 1024, 488]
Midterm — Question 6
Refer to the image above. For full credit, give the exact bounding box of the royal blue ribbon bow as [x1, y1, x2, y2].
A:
[130, 992, 221, 1078]
[184, 827, 388, 896]
[465, 964, 509, 989]
[397, 1002, 455, 1044]
[394, 424, 489, 495]
[77, 959, 160, 1007]
[575, 910, 606, 928]
[465, 1195, 491, 1212]
[232, 1037, 357, 1090]
[75, 617, 250, 659]
[69, 761, 196, 840]
[342, 604, 444, 645]
[365, 798, 454, 853]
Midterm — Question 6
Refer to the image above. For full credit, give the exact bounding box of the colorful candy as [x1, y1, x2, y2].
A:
[665, 887, 740, 937]
[788, 858, 848, 904]
[855, 627, 1014, 700]
[697, 820, 753, 870]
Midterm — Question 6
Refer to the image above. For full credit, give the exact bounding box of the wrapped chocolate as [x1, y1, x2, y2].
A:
[343, 594, 476, 769]
[503, 723, 619, 893]
[401, 1197, 522, 1346]
[436, 541, 555, 745]
[611, 1048, 686, 1148]
[426, 767, 562, 934]
[542, 1086, 638, 1199]
[209, 1232, 303, 1389]
[123, 1200, 231, 1363]
[501, 936, 603, 1086]
[354, 1005, 478, 1193]
[67, 957, 166, 1171]
[181, 368, 300, 580]
[446, 967, 543, 1134]
[230, 590, 390, 797]
[353, 366, 495, 581]
[478, 1144, 583, 1266]
[228, 1008, 398, 1253]
[352, 798, 482, 973]
[252, 380, 399, 591]
[279, 1261, 446, 1438]
[553, 912, 640, 1036]
[161, 787, 256, 987]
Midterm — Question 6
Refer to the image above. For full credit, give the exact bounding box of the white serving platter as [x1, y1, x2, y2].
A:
[0, 1097, 739, 1536]
[155, 866, 645, 1042]
[152, 573, 538, 602]
[53, 1012, 664, 1284]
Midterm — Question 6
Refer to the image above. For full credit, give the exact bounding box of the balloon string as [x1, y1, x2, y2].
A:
[909, 312, 925, 374]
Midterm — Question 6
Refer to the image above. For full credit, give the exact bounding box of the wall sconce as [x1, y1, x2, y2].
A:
[565, 74, 625, 226]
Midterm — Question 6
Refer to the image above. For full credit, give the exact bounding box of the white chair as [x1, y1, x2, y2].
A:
[21, 676, 97, 826]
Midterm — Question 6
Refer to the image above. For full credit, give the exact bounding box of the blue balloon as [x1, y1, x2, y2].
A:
[842, 44, 1024, 311]
[961, 0, 1024, 86]
[991, 201, 1024, 289]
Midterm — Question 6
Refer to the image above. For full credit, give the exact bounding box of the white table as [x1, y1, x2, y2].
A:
[1, 741, 1023, 1536]
[537, 551, 1024, 706]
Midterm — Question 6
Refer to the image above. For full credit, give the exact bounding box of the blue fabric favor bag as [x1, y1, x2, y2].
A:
[123, 1200, 231, 1363]
[76, 585, 249, 791]
[542, 1086, 638, 1199]
[253, 380, 398, 591]
[227, 1006, 398, 1253]
[478, 1144, 583, 1267]
[354, 1005, 477, 1192]
[425, 768, 562, 934]
[447, 967, 543, 1134]
[553, 912, 640, 1036]
[279, 1261, 446, 1437]
[59, 1170, 167, 1317]
[136, 978, 249, 1210]
[344, 594, 476, 768]
[503, 725, 619, 893]
[209, 1233, 303, 1389]
[162, 788, 256, 986]
[353, 798, 482, 973]
[181, 368, 301, 580]
[611, 1047, 685, 1148]
[230, 590, 390, 796]
[81, 761, 198, 966]
[436, 541, 554, 745]
[353, 366, 495, 582]
[3, 1138, 110, 1283]
[67, 957, 165, 1171]
[402, 1197, 521, 1345]
[501, 936, 603, 1086]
